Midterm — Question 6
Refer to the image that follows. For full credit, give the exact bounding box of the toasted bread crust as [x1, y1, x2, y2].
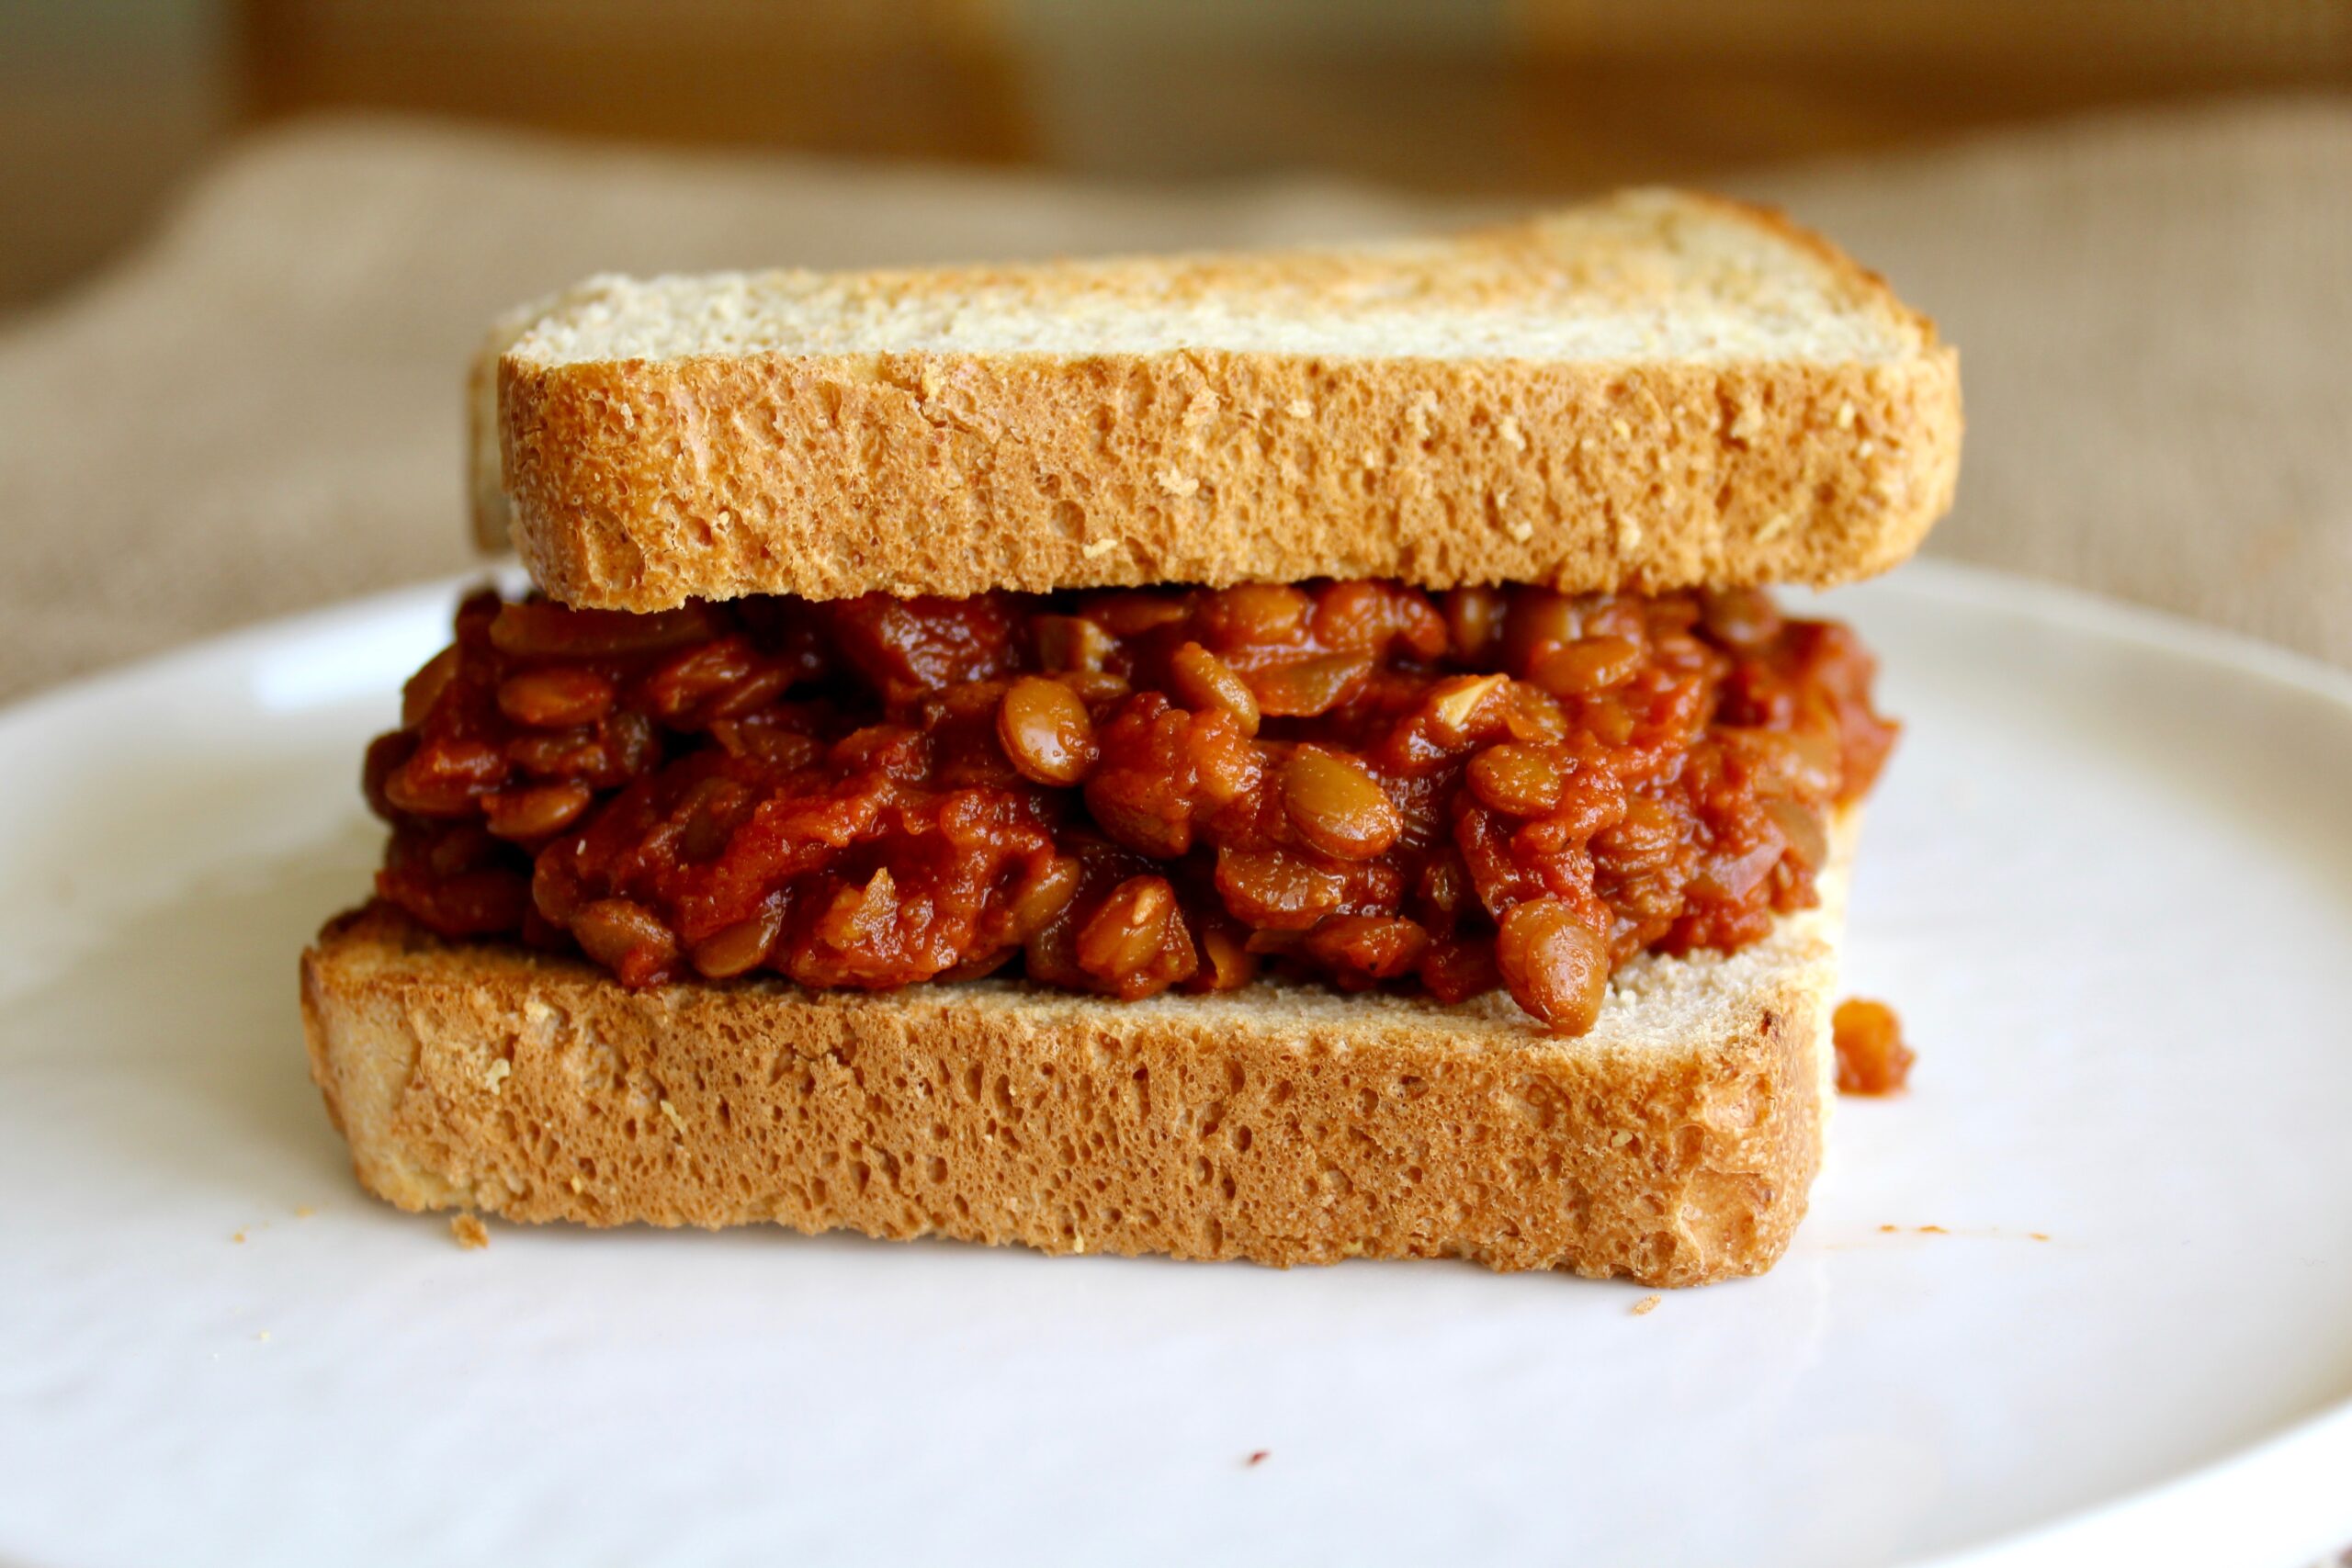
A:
[300, 892, 1839, 1288]
[502, 350, 1958, 609]
[488, 192, 1961, 609]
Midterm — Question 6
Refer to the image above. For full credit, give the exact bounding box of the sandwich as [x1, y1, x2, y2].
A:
[302, 190, 1960, 1287]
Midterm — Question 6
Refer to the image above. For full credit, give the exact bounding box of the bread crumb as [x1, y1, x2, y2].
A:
[232, 1230, 247, 1244]
[1755, 513, 1792, 544]
[256, 1330, 272, 1343]
[1836, 400, 1857, 429]
[1611, 417, 1633, 441]
[1878, 1224, 1899, 1234]
[1498, 415, 1527, 450]
[293, 1205, 316, 1219]
[1408, 390, 1439, 440]
[1856, 439, 1876, 459]
[569, 1175, 585, 1193]
[484, 1057, 511, 1094]
[2030, 1232, 2052, 1242]
[1155, 468, 1201, 498]
[1508, 520, 1534, 544]
[1631, 1294, 1661, 1316]
[659, 1098, 687, 1135]
[1615, 515, 1645, 554]
[1917, 1224, 1949, 1235]
[451, 1213, 491, 1251]
[1081, 538, 1119, 559]
[1285, 398, 1313, 419]
[1246, 1450, 1271, 1467]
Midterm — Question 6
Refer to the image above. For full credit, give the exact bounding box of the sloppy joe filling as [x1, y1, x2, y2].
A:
[366, 581, 1894, 1035]
[1833, 998, 1916, 1094]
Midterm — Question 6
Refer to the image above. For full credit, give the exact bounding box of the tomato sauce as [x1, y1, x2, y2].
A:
[368, 581, 1895, 1034]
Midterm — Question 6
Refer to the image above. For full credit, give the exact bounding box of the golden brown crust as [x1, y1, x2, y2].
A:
[300, 889, 1840, 1288]
[487, 192, 1962, 609]
[502, 350, 1958, 610]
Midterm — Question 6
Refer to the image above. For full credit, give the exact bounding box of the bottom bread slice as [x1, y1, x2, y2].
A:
[301, 839, 1849, 1289]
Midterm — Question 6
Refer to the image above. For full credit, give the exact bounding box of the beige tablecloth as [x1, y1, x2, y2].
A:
[1, 100, 2348, 701]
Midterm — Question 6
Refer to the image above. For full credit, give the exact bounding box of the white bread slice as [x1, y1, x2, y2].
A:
[300, 818, 1853, 1288]
[479, 189, 1959, 611]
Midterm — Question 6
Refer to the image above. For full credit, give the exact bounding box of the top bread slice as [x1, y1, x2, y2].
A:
[477, 190, 1960, 610]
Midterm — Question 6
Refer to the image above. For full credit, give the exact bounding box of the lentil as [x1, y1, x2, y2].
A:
[368, 581, 1895, 1034]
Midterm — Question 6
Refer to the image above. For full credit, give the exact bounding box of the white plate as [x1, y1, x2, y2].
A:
[1, 563, 2348, 1568]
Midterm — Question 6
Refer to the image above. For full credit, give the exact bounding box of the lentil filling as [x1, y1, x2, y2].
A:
[367, 581, 1894, 1035]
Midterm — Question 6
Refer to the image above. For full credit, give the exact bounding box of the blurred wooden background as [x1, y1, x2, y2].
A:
[6, 0, 2349, 308]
